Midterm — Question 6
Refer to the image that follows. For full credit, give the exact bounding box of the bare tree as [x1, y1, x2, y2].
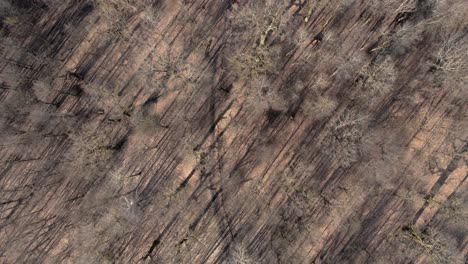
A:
[301, 76, 338, 119]
[129, 108, 167, 133]
[229, 244, 258, 264]
[67, 125, 116, 173]
[122, 188, 141, 220]
[430, 34, 467, 82]
[140, 46, 207, 96]
[244, 75, 290, 113]
[154, 51, 196, 84]
[356, 57, 397, 99]
[365, 0, 406, 16]
[0, 1, 16, 17]
[301, 0, 327, 24]
[95, 0, 149, 40]
[322, 111, 369, 167]
[229, 46, 281, 78]
[302, 94, 338, 119]
[371, 22, 425, 56]
[401, 225, 457, 264]
[228, 0, 290, 47]
[95, 0, 138, 18]
[225, 0, 293, 80]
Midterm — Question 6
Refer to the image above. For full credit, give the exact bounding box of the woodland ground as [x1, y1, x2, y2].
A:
[0, 0, 467, 263]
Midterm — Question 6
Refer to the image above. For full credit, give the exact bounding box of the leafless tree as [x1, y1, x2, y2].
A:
[229, 46, 281, 78]
[300, 0, 326, 24]
[430, 34, 467, 82]
[154, 51, 196, 83]
[95, 0, 138, 18]
[301, 76, 338, 118]
[229, 244, 258, 264]
[228, 0, 290, 47]
[129, 108, 167, 133]
[0, 1, 15, 17]
[401, 225, 457, 264]
[67, 124, 115, 173]
[243, 75, 290, 114]
[371, 22, 425, 56]
[322, 111, 369, 167]
[225, 0, 294, 80]
[356, 57, 397, 100]
[365, 0, 406, 16]
[302, 94, 338, 119]
[95, 0, 150, 40]
[122, 189, 141, 219]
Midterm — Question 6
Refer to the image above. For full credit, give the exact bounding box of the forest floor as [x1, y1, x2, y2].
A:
[0, 0, 466, 263]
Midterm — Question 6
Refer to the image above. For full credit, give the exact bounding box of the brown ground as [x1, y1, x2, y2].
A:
[0, 0, 466, 263]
